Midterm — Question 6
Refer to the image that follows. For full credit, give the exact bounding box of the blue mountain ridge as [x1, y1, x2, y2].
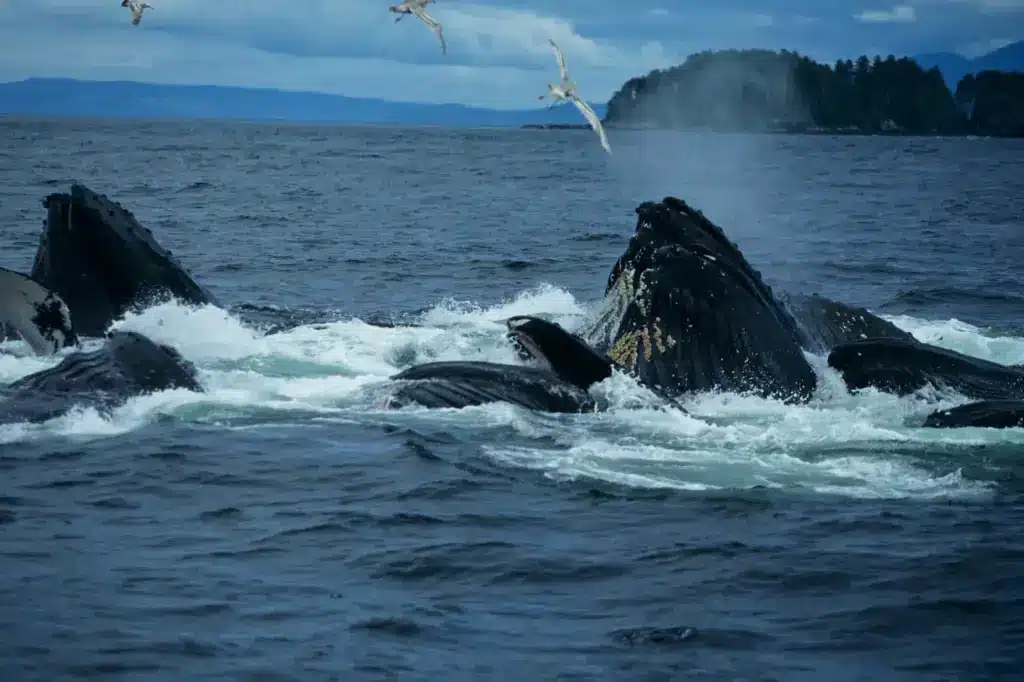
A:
[1, 39, 1018, 125]
[0, 77, 607, 127]
[912, 39, 1024, 88]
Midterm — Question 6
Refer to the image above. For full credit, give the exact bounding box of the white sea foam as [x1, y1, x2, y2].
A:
[1, 284, 1019, 501]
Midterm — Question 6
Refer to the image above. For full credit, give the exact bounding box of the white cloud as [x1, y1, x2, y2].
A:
[0, 0, 682, 108]
[957, 36, 1015, 56]
[2, 0, 668, 72]
[854, 5, 917, 22]
[1, 0, 1019, 108]
[953, 0, 1024, 10]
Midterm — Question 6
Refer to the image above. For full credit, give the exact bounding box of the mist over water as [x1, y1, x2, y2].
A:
[1, 119, 1022, 680]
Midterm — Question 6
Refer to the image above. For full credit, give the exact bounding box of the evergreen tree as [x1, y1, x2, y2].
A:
[603, 48, 1020, 136]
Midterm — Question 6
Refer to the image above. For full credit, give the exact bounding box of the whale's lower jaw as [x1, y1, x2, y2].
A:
[386, 361, 599, 413]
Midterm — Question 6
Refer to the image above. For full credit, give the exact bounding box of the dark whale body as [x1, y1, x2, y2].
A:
[827, 338, 1024, 402]
[27, 183, 218, 337]
[6, 185, 1014, 429]
[779, 292, 915, 355]
[384, 314, 696, 414]
[1, 264, 203, 424]
[0, 330, 203, 424]
[385, 316, 622, 413]
[923, 400, 1024, 429]
[384, 198, 936, 415]
[576, 197, 912, 403]
[505, 315, 614, 389]
[827, 337, 1024, 429]
[387, 360, 599, 413]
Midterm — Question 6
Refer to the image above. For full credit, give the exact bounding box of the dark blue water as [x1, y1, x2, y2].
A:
[1, 118, 1023, 681]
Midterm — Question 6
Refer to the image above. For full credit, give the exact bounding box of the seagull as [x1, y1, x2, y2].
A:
[538, 39, 611, 155]
[121, 0, 153, 26]
[388, 1, 447, 56]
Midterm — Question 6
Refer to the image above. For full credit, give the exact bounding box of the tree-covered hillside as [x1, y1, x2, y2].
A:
[604, 49, 1023, 137]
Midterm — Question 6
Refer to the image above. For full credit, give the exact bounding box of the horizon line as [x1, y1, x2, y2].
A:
[0, 76, 610, 113]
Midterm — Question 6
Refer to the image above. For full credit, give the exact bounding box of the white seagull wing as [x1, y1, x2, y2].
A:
[548, 38, 569, 84]
[412, 7, 446, 55]
[571, 95, 611, 154]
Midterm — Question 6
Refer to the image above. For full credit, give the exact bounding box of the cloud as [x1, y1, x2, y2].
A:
[854, 5, 917, 22]
[0, 1, 1020, 108]
[957, 36, 1015, 56]
[0, 0, 689, 108]
[953, 0, 1024, 11]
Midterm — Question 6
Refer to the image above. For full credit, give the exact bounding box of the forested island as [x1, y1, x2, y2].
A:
[603, 49, 1024, 137]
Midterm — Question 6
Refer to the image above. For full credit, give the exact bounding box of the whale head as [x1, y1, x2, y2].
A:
[505, 315, 613, 391]
[575, 197, 816, 401]
[32, 184, 218, 338]
[105, 330, 204, 394]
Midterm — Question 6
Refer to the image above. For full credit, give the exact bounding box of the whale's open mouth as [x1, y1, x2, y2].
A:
[504, 315, 615, 393]
[506, 315, 553, 369]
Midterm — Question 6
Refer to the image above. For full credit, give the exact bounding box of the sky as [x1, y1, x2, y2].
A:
[0, 1, 1020, 109]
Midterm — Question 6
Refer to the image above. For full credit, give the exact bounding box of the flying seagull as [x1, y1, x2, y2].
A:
[388, 1, 447, 56]
[121, 0, 153, 26]
[538, 39, 611, 155]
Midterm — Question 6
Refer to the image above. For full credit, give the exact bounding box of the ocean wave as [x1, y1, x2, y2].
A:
[1, 284, 1021, 501]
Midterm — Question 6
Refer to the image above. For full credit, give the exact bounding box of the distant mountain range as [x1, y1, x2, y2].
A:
[913, 39, 1024, 88]
[0, 78, 607, 127]
[0, 39, 1018, 126]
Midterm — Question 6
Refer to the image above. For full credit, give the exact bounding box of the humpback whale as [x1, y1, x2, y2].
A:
[385, 315, 614, 412]
[776, 292, 915, 355]
[387, 360, 600, 413]
[923, 400, 1024, 429]
[570, 197, 1024, 428]
[0, 330, 203, 424]
[21, 183, 218, 338]
[506, 315, 615, 389]
[385, 314, 697, 414]
[1, 267, 203, 423]
[385, 198, 935, 414]
[377, 195, 1022, 429]
[0, 266, 78, 355]
[4, 184, 1016, 430]
[827, 337, 1024, 428]
[827, 337, 1024, 402]
[573, 197, 912, 403]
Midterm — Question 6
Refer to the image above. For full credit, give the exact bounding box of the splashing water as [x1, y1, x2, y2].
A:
[2, 284, 1021, 501]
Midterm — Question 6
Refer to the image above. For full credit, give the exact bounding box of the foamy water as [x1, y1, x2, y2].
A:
[2, 285, 1022, 501]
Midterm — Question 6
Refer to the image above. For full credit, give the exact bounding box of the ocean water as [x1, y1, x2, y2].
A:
[1, 118, 1023, 681]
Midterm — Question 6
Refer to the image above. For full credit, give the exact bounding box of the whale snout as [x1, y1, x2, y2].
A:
[505, 316, 532, 330]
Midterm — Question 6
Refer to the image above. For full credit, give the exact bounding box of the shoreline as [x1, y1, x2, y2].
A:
[520, 122, 1021, 138]
[0, 115, 1018, 138]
